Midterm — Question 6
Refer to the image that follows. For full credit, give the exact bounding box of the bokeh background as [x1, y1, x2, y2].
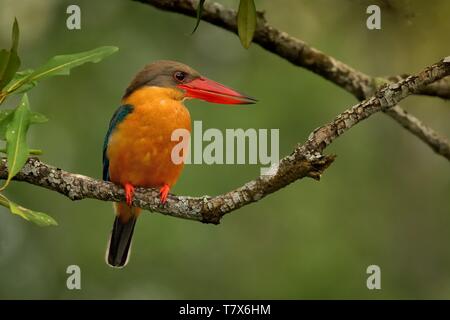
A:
[0, 0, 449, 299]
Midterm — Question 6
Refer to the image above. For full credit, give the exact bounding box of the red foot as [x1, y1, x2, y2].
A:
[124, 183, 135, 207]
[159, 184, 170, 204]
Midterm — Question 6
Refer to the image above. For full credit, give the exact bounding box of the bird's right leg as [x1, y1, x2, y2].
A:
[124, 182, 135, 207]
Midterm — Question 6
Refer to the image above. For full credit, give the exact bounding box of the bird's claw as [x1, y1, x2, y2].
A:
[159, 184, 170, 205]
[124, 182, 135, 207]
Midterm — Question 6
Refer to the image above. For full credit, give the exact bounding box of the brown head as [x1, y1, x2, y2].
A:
[124, 60, 256, 104]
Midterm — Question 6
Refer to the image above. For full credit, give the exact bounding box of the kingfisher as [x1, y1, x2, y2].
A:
[103, 60, 256, 267]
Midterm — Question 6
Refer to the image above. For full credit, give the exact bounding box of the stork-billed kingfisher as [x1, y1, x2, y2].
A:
[103, 60, 256, 267]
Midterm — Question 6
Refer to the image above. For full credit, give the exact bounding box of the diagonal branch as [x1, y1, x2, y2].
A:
[301, 58, 450, 154]
[391, 75, 450, 99]
[2, 57, 448, 223]
[136, 0, 450, 160]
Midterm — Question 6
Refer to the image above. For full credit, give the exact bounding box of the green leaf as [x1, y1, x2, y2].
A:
[5, 46, 118, 95]
[237, 0, 257, 49]
[11, 18, 19, 52]
[30, 111, 49, 124]
[0, 51, 20, 89]
[0, 94, 32, 191]
[0, 109, 14, 140]
[0, 109, 47, 123]
[3, 69, 35, 94]
[0, 109, 13, 122]
[192, 0, 206, 34]
[0, 148, 43, 155]
[28, 46, 118, 80]
[7, 46, 118, 95]
[0, 109, 47, 140]
[0, 18, 21, 90]
[0, 193, 57, 226]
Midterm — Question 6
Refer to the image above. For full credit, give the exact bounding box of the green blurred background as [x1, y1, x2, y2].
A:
[0, 0, 449, 299]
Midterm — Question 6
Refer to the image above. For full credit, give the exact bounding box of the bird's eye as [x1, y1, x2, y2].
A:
[174, 71, 187, 82]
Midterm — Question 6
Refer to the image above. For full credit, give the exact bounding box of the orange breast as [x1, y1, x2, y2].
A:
[107, 87, 191, 188]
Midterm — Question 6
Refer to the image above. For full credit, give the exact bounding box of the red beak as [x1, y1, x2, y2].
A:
[177, 77, 257, 105]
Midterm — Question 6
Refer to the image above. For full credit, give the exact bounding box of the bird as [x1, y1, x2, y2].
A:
[103, 60, 256, 267]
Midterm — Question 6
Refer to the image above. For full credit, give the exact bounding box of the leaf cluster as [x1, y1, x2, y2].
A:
[0, 19, 118, 226]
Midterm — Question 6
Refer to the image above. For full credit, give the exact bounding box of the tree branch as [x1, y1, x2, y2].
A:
[136, 0, 450, 160]
[0, 156, 334, 224]
[2, 57, 448, 222]
[301, 58, 450, 154]
[391, 75, 450, 99]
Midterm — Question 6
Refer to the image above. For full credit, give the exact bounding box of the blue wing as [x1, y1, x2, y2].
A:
[103, 104, 134, 181]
